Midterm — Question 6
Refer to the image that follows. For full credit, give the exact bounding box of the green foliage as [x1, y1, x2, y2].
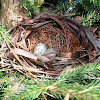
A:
[0, 63, 100, 100]
[57, 0, 77, 15]
[57, 0, 100, 26]
[19, 0, 100, 26]
[0, 26, 11, 45]
[20, 0, 44, 18]
[80, 0, 100, 26]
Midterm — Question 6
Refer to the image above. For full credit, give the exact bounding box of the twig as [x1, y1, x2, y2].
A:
[42, 92, 47, 100]
[0, 31, 41, 84]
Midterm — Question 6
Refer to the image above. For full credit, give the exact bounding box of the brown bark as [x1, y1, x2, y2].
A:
[1, 0, 24, 30]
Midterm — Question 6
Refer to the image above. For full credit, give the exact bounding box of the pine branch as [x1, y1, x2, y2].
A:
[0, 63, 100, 100]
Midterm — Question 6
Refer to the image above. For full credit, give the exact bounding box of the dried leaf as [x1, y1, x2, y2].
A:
[13, 48, 38, 60]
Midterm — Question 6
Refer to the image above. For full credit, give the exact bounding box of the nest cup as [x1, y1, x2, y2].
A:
[28, 23, 78, 58]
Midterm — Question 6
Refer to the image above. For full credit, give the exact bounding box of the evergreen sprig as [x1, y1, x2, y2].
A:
[57, 0, 100, 26]
[0, 63, 100, 100]
[80, 0, 100, 26]
[20, 0, 44, 18]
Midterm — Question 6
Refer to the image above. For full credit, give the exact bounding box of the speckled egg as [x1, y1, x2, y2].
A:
[45, 48, 56, 57]
[34, 43, 47, 56]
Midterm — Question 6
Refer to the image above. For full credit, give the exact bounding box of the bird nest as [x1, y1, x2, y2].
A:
[1, 13, 100, 79]
[29, 23, 79, 56]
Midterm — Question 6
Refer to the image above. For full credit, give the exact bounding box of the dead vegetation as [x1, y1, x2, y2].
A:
[0, 13, 100, 79]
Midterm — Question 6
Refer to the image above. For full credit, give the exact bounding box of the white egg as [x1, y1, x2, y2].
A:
[45, 48, 56, 57]
[34, 43, 47, 56]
